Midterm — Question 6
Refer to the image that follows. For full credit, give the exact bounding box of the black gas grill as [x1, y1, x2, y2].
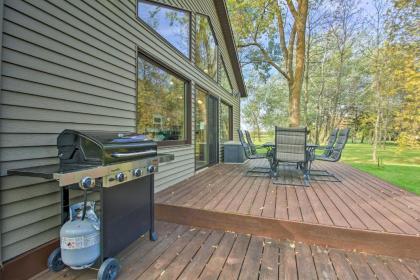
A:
[8, 130, 174, 277]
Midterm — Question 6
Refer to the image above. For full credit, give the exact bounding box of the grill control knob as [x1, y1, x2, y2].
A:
[147, 165, 155, 173]
[115, 172, 125, 182]
[80, 176, 94, 190]
[133, 168, 142, 177]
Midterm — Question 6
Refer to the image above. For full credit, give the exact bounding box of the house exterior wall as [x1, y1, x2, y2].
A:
[0, 0, 242, 262]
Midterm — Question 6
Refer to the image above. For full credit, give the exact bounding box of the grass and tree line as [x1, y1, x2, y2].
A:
[226, 0, 419, 193]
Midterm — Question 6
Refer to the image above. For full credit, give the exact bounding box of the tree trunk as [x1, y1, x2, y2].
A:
[289, 83, 301, 127]
[256, 125, 261, 142]
[372, 110, 381, 161]
[330, 53, 344, 131]
[303, 22, 311, 127]
[289, 13, 307, 127]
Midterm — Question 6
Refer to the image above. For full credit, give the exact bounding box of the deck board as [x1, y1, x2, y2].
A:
[259, 239, 279, 280]
[295, 242, 318, 280]
[238, 236, 264, 280]
[311, 245, 337, 280]
[198, 232, 236, 280]
[218, 234, 250, 279]
[33, 222, 420, 280]
[279, 241, 298, 280]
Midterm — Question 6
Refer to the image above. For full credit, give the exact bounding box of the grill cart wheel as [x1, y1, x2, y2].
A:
[47, 248, 65, 272]
[97, 258, 120, 280]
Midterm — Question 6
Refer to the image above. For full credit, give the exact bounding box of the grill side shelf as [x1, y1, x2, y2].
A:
[7, 164, 61, 179]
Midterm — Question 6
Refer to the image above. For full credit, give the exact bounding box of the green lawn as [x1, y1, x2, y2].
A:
[341, 143, 420, 195]
[251, 134, 419, 195]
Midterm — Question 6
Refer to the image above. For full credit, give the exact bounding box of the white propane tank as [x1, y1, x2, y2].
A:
[60, 201, 100, 269]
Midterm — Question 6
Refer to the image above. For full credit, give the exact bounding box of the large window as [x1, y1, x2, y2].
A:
[220, 102, 233, 142]
[138, 0, 190, 57]
[195, 14, 218, 80]
[137, 54, 188, 144]
[220, 58, 233, 93]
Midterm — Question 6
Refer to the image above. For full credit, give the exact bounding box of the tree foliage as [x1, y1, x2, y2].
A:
[229, 0, 419, 151]
[227, 0, 309, 127]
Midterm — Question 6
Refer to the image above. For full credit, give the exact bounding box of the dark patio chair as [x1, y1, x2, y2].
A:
[317, 128, 338, 157]
[309, 128, 350, 181]
[244, 130, 271, 156]
[272, 127, 310, 186]
[238, 130, 272, 176]
[244, 130, 258, 154]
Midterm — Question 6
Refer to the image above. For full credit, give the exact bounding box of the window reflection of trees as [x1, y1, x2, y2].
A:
[138, 1, 190, 57]
[220, 103, 232, 142]
[137, 56, 186, 142]
[195, 15, 217, 79]
[220, 59, 233, 93]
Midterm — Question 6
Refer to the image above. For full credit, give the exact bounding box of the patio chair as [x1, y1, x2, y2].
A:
[309, 128, 350, 181]
[244, 130, 258, 154]
[317, 128, 339, 157]
[238, 129, 272, 176]
[272, 127, 310, 186]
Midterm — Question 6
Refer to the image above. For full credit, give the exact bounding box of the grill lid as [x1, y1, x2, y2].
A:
[57, 130, 157, 166]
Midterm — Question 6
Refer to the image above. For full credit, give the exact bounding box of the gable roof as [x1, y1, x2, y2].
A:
[214, 0, 247, 97]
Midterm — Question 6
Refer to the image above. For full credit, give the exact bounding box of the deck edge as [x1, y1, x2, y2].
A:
[156, 203, 420, 260]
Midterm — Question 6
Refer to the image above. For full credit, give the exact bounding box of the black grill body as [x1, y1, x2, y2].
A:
[57, 130, 157, 168]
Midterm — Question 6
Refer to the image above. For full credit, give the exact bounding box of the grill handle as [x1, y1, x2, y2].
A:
[111, 150, 156, 158]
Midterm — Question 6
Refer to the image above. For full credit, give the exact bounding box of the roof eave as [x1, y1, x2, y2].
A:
[214, 0, 247, 97]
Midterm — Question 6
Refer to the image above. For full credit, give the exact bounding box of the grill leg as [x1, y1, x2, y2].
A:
[61, 187, 70, 225]
[149, 174, 158, 241]
[100, 186, 104, 263]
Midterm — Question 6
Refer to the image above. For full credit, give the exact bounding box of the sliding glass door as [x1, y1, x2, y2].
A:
[195, 88, 218, 169]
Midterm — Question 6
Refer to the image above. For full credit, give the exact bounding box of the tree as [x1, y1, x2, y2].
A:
[241, 73, 266, 140]
[386, 0, 420, 148]
[370, 0, 388, 161]
[324, 0, 361, 135]
[228, 0, 309, 127]
[233, 0, 418, 151]
[241, 73, 289, 139]
[303, 0, 328, 127]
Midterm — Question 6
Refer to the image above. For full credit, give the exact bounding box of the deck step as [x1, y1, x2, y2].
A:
[156, 203, 420, 260]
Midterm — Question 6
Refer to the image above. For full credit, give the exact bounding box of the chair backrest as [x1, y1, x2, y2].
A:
[238, 129, 252, 158]
[328, 128, 350, 161]
[323, 128, 339, 156]
[244, 130, 257, 154]
[274, 127, 307, 163]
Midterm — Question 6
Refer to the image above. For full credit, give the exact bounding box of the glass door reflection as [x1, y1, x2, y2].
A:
[195, 88, 218, 169]
[195, 89, 209, 169]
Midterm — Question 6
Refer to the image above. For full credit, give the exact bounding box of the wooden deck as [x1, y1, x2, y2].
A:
[155, 160, 420, 259]
[34, 221, 420, 280]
